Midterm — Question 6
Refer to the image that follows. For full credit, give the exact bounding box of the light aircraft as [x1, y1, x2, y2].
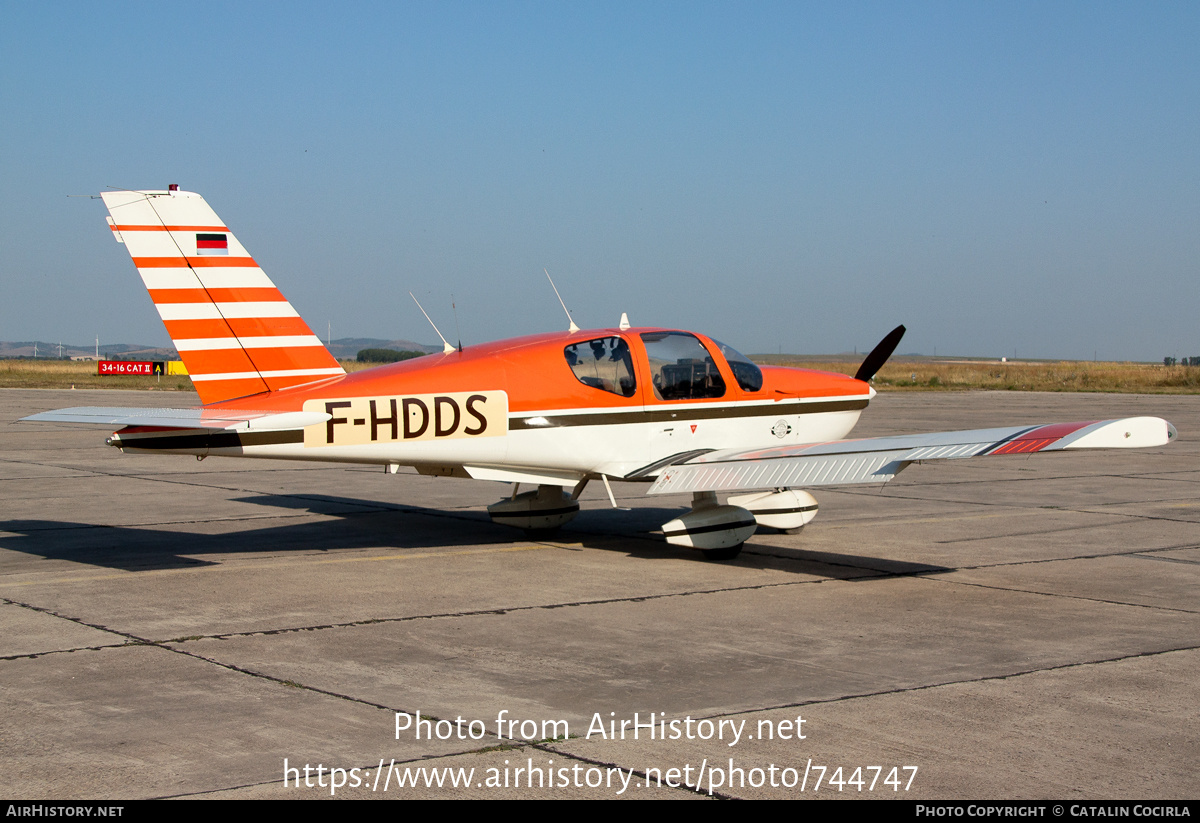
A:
[25, 187, 1177, 559]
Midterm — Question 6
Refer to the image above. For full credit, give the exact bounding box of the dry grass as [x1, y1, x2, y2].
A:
[4, 357, 1198, 394]
[340, 360, 379, 373]
[0, 359, 390, 390]
[776, 359, 1200, 394]
[0, 360, 193, 391]
[0, 358, 383, 391]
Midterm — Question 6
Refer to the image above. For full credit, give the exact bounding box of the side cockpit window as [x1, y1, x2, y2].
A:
[565, 336, 636, 397]
[640, 332, 726, 400]
[711, 339, 764, 392]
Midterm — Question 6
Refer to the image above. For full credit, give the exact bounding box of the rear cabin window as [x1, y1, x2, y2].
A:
[564, 336, 636, 397]
[640, 332, 726, 400]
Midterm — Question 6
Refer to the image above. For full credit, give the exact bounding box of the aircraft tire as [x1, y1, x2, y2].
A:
[523, 527, 562, 540]
[701, 543, 744, 561]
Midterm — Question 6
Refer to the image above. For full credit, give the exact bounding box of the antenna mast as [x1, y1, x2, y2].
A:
[409, 292, 457, 354]
[545, 269, 579, 333]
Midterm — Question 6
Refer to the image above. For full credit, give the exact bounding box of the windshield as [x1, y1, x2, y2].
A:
[711, 339, 764, 392]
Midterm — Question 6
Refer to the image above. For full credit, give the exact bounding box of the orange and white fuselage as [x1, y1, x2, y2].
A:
[112, 327, 873, 486]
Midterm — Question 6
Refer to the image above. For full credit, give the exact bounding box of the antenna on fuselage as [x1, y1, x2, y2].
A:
[409, 292, 457, 354]
[545, 268, 580, 333]
[451, 294, 463, 352]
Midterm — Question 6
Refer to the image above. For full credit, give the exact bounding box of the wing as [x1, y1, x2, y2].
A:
[21, 407, 328, 431]
[647, 417, 1176, 495]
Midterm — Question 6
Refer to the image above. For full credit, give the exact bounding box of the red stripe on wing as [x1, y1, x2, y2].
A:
[988, 421, 1094, 455]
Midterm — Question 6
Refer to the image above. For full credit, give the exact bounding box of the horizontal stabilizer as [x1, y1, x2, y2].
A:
[648, 417, 1176, 494]
[21, 407, 330, 431]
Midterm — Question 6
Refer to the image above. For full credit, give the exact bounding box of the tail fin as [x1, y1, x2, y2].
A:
[101, 188, 344, 404]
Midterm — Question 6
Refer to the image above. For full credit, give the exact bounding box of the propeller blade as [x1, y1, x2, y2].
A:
[855, 324, 906, 382]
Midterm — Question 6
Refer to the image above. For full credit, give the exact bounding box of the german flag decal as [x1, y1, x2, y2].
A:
[195, 233, 228, 255]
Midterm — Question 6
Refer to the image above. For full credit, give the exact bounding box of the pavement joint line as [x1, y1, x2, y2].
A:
[151, 579, 814, 643]
[923, 573, 1200, 615]
[9, 578, 838, 658]
[715, 645, 1200, 722]
[0, 577, 829, 653]
[2, 555, 910, 655]
[161, 641, 434, 717]
[0, 595, 155, 660]
[0, 641, 136, 661]
[843, 486, 1198, 510]
[1131, 552, 1200, 566]
[1058, 507, 1200, 524]
[927, 541, 1200, 573]
[821, 511, 1015, 531]
[740, 540, 1200, 575]
[934, 519, 1144, 544]
[829, 496, 1200, 527]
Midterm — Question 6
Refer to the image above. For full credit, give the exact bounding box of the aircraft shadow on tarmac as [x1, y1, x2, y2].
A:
[0, 492, 952, 579]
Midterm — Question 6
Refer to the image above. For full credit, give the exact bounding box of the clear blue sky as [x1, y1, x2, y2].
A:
[3, 1, 1198, 361]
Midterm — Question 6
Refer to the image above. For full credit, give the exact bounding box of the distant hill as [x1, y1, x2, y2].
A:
[0, 341, 178, 360]
[0, 338, 439, 361]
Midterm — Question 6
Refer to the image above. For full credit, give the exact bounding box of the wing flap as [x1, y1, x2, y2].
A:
[647, 417, 1176, 495]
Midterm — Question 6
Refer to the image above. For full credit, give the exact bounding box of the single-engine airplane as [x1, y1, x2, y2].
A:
[24, 187, 1177, 559]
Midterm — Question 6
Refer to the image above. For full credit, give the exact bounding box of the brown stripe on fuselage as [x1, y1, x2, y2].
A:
[508, 397, 868, 429]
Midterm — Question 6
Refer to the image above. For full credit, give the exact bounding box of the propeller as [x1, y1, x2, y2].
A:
[854, 324, 906, 382]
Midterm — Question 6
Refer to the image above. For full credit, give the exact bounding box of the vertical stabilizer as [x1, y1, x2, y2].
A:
[100, 188, 344, 404]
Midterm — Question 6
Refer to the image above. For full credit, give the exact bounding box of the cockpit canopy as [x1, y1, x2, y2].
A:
[563, 331, 763, 399]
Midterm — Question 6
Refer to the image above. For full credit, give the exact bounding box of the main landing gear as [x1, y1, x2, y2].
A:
[486, 484, 580, 539]
[660, 491, 757, 560]
[487, 482, 819, 560]
[660, 489, 820, 561]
